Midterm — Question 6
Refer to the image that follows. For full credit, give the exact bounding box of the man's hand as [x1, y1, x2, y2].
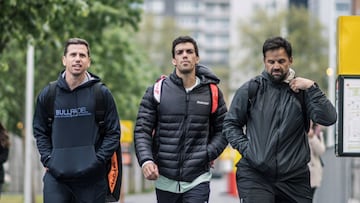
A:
[308, 127, 315, 138]
[209, 160, 215, 168]
[142, 162, 159, 180]
[289, 77, 315, 93]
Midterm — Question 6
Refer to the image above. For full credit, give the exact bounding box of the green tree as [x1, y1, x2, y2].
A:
[90, 27, 157, 121]
[0, 1, 158, 134]
[0, 0, 142, 53]
[236, 6, 328, 90]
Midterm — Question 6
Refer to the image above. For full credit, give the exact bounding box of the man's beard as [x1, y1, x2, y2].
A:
[270, 70, 287, 83]
[178, 65, 193, 75]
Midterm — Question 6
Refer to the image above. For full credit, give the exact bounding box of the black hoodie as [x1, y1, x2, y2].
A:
[33, 71, 120, 181]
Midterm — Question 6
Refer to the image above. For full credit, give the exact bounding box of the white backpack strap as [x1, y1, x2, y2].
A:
[153, 75, 167, 103]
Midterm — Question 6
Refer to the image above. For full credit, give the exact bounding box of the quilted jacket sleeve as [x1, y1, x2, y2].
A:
[134, 86, 158, 167]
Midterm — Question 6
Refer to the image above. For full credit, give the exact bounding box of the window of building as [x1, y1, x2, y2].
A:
[177, 16, 198, 27]
[205, 3, 216, 12]
[146, 0, 165, 13]
[176, 1, 200, 13]
[336, 2, 350, 12]
[219, 3, 230, 11]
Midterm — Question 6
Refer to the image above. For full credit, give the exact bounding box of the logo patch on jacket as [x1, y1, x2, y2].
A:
[55, 107, 91, 118]
[196, 101, 210, 106]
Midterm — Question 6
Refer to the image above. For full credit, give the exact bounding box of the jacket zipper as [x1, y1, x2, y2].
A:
[275, 90, 281, 180]
[178, 92, 190, 185]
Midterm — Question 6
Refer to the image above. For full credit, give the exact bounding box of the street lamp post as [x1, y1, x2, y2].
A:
[327, 0, 336, 147]
[24, 43, 34, 203]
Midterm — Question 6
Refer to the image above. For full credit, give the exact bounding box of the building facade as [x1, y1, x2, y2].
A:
[142, 0, 231, 67]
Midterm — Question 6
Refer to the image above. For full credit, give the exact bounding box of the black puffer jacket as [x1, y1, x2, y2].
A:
[134, 65, 228, 182]
[223, 71, 337, 179]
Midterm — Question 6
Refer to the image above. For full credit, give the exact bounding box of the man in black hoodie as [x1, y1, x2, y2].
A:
[33, 38, 120, 203]
[223, 36, 337, 203]
[134, 36, 228, 203]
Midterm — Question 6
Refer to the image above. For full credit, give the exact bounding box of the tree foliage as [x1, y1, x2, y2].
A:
[0, 0, 159, 134]
[236, 6, 328, 90]
[0, 0, 142, 52]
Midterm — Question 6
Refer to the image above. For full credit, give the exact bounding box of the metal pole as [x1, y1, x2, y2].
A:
[24, 44, 34, 203]
[327, 0, 336, 147]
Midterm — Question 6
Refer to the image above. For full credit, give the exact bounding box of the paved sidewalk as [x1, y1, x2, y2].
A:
[123, 176, 239, 203]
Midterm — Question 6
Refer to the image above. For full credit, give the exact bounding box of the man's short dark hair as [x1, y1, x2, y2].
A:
[262, 36, 292, 58]
[172, 36, 199, 58]
[64, 38, 90, 57]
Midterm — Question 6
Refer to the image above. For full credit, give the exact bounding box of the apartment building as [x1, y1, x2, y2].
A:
[142, 0, 231, 67]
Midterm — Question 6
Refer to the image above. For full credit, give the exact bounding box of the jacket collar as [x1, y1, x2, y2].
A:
[169, 64, 220, 86]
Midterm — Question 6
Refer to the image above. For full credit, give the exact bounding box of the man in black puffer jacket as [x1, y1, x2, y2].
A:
[223, 36, 337, 203]
[134, 36, 228, 203]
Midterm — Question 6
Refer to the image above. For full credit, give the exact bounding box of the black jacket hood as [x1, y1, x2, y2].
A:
[196, 63, 220, 84]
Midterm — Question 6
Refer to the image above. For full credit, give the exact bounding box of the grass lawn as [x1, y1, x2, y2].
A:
[0, 194, 43, 203]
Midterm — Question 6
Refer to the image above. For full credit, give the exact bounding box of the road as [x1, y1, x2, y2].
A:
[122, 175, 239, 203]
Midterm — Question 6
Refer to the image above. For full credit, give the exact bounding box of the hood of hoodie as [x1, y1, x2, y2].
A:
[56, 70, 101, 91]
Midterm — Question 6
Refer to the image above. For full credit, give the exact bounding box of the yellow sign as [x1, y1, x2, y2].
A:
[219, 146, 242, 172]
[120, 120, 134, 143]
[337, 16, 360, 75]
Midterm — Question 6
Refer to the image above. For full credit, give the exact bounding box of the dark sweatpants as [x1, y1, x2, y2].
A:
[156, 181, 210, 203]
[236, 164, 312, 203]
[43, 172, 107, 203]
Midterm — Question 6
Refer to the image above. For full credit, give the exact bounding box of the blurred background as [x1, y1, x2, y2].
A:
[0, 0, 360, 202]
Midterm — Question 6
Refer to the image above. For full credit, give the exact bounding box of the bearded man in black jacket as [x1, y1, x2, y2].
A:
[223, 36, 337, 203]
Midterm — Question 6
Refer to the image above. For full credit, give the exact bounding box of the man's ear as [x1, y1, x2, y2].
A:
[62, 56, 66, 66]
[87, 57, 91, 68]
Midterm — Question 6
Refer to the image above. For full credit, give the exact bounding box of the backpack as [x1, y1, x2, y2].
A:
[45, 81, 122, 202]
[153, 75, 219, 113]
[247, 76, 310, 132]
